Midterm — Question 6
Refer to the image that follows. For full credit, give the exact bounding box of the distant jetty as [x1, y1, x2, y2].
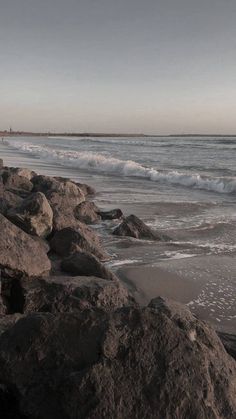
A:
[1, 130, 236, 138]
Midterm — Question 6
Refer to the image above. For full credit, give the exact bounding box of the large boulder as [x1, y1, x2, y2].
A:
[75, 182, 95, 196]
[74, 201, 101, 224]
[0, 300, 235, 418]
[32, 175, 84, 199]
[47, 188, 85, 231]
[218, 332, 236, 361]
[1, 171, 33, 196]
[54, 177, 96, 196]
[32, 175, 88, 230]
[0, 214, 51, 279]
[7, 192, 53, 238]
[31, 174, 62, 193]
[7, 167, 36, 180]
[0, 189, 23, 215]
[61, 251, 116, 281]
[50, 225, 108, 260]
[99, 208, 123, 220]
[5, 275, 134, 314]
[113, 214, 167, 240]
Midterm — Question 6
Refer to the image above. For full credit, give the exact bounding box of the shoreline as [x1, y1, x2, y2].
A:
[1, 140, 236, 334]
[0, 156, 236, 416]
[118, 256, 236, 334]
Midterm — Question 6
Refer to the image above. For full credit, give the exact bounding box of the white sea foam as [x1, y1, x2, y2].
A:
[107, 259, 140, 267]
[8, 140, 236, 195]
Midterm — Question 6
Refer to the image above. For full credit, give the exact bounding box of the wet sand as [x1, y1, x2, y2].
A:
[118, 255, 236, 334]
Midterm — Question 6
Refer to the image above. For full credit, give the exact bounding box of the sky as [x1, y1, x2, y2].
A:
[0, 0, 236, 134]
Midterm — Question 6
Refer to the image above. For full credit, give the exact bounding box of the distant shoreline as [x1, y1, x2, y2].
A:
[1, 131, 236, 138]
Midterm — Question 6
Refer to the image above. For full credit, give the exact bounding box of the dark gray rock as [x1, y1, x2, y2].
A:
[74, 201, 101, 224]
[99, 208, 124, 220]
[1, 171, 33, 196]
[218, 332, 236, 360]
[50, 224, 108, 260]
[61, 251, 116, 280]
[31, 174, 62, 193]
[75, 182, 95, 196]
[7, 192, 53, 238]
[0, 300, 235, 418]
[0, 214, 51, 279]
[18, 275, 134, 314]
[54, 177, 96, 196]
[47, 188, 85, 231]
[32, 175, 92, 230]
[113, 214, 168, 240]
[8, 167, 36, 180]
[0, 189, 23, 215]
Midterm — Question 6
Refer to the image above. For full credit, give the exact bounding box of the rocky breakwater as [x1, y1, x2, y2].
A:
[0, 160, 236, 418]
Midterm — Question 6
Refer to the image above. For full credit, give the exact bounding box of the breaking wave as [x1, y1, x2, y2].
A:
[8, 140, 236, 195]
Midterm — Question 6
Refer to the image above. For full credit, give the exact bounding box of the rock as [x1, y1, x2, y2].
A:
[113, 214, 167, 240]
[74, 201, 101, 224]
[31, 174, 62, 193]
[31, 175, 87, 230]
[0, 300, 235, 418]
[47, 188, 85, 231]
[75, 182, 96, 196]
[32, 175, 84, 198]
[61, 251, 116, 280]
[218, 332, 236, 361]
[32, 236, 50, 253]
[0, 297, 6, 315]
[0, 158, 3, 169]
[1, 171, 33, 196]
[0, 189, 23, 215]
[50, 225, 108, 260]
[0, 214, 51, 279]
[7, 192, 53, 238]
[54, 177, 96, 196]
[14, 275, 134, 314]
[8, 167, 36, 180]
[99, 208, 124, 220]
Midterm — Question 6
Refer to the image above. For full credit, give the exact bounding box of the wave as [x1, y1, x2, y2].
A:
[8, 140, 236, 195]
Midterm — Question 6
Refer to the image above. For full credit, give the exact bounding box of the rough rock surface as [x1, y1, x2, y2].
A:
[0, 299, 235, 418]
[31, 174, 63, 193]
[54, 177, 96, 196]
[113, 214, 167, 240]
[48, 190, 85, 231]
[1, 171, 33, 195]
[17, 275, 134, 314]
[218, 332, 236, 361]
[0, 189, 23, 215]
[50, 225, 108, 260]
[99, 208, 123, 220]
[0, 214, 51, 278]
[74, 201, 101, 224]
[32, 175, 85, 229]
[7, 192, 53, 237]
[75, 182, 95, 196]
[8, 167, 36, 180]
[61, 251, 116, 280]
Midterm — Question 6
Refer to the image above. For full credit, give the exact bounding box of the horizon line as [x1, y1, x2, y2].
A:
[1, 130, 236, 138]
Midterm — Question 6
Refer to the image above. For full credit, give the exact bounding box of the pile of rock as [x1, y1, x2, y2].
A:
[0, 161, 236, 418]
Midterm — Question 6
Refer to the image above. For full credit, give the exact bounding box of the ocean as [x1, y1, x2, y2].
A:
[1, 135, 236, 332]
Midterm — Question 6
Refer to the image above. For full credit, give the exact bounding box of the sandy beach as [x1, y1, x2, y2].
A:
[119, 255, 236, 334]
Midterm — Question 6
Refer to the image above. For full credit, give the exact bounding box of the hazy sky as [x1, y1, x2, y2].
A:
[0, 0, 236, 134]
